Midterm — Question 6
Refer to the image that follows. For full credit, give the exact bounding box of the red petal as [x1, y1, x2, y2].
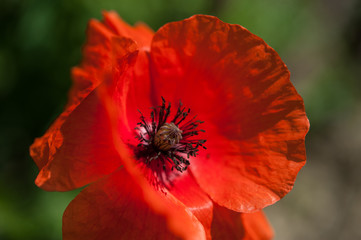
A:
[30, 18, 120, 171]
[150, 15, 309, 212]
[71, 17, 127, 98]
[103, 11, 153, 49]
[80, 19, 116, 72]
[168, 171, 213, 239]
[63, 168, 206, 240]
[211, 205, 273, 240]
[113, 49, 154, 144]
[31, 36, 139, 191]
[34, 84, 121, 191]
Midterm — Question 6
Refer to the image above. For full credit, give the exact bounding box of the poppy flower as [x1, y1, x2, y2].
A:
[30, 11, 309, 240]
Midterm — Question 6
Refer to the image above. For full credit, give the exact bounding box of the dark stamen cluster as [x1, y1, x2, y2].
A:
[135, 97, 206, 173]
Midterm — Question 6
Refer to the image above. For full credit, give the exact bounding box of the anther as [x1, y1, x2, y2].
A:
[135, 97, 206, 174]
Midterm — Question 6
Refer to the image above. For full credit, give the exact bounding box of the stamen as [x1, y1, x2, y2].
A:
[135, 98, 206, 175]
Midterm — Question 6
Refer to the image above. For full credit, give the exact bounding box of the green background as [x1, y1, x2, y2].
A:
[1, 0, 360, 239]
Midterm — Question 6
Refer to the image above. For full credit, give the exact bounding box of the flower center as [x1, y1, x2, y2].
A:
[135, 97, 206, 173]
[154, 122, 183, 151]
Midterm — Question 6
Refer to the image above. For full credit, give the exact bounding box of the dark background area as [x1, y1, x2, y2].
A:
[1, 0, 360, 239]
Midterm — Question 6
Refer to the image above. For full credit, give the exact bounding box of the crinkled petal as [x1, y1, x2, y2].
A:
[31, 36, 139, 191]
[63, 168, 206, 240]
[33, 84, 120, 191]
[30, 17, 120, 171]
[69, 17, 125, 103]
[102, 11, 153, 49]
[150, 15, 309, 212]
[30, 11, 148, 177]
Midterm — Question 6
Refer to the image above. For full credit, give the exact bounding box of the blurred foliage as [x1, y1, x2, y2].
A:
[0, 0, 360, 239]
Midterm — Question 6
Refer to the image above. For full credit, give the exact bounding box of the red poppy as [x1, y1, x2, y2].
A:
[30, 11, 309, 240]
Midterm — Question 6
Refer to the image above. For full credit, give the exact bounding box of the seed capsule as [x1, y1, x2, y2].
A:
[154, 122, 183, 151]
